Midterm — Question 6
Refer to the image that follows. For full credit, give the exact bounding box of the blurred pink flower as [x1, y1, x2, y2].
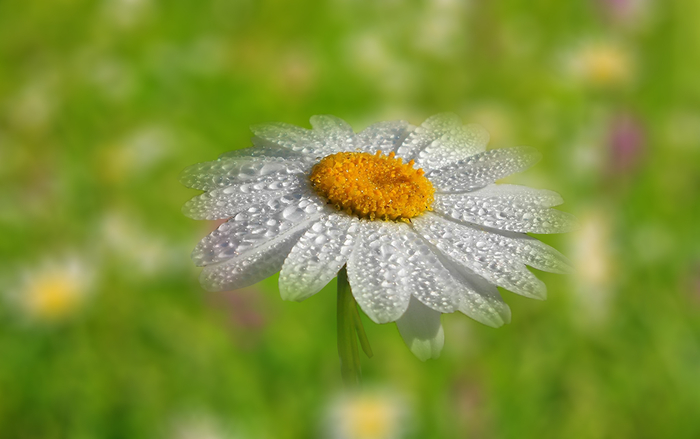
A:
[607, 112, 645, 175]
[452, 376, 493, 438]
[167, 411, 241, 439]
[683, 262, 700, 307]
[596, 0, 653, 29]
[209, 288, 266, 331]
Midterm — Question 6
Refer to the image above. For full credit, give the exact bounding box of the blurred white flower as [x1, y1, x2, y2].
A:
[6, 255, 96, 322]
[568, 108, 609, 180]
[569, 208, 615, 326]
[6, 77, 58, 132]
[99, 126, 174, 182]
[347, 33, 392, 73]
[326, 389, 409, 439]
[102, 210, 182, 276]
[167, 412, 239, 439]
[102, 0, 152, 29]
[413, 0, 466, 58]
[88, 58, 137, 102]
[345, 32, 418, 98]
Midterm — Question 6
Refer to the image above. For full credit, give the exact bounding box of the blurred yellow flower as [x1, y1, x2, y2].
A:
[10, 256, 95, 322]
[566, 40, 635, 87]
[327, 390, 408, 439]
[102, 210, 182, 276]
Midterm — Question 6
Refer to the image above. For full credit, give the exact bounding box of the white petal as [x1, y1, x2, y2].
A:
[438, 257, 512, 327]
[433, 186, 576, 234]
[220, 138, 316, 160]
[413, 124, 489, 172]
[191, 193, 325, 266]
[309, 115, 354, 137]
[355, 120, 415, 154]
[396, 297, 444, 361]
[250, 122, 334, 157]
[199, 226, 310, 291]
[346, 221, 458, 324]
[452, 184, 564, 206]
[182, 176, 303, 220]
[412, 213, 547, 299]
[279, 214, 359, 301]
[251, 115, 357, 158]
[179, 156, 310, 191]
[420, 210, 571, 274]
[396, 113, 488, 171]
[309, 115, 357, 152]
[457, 287, 511, 327]
[427, 147, 542, 192]
[399, 228, 461, 313]
[397, 113, 461, 159]
[482, 229, 573, 274]
[346, 223, 410, 324]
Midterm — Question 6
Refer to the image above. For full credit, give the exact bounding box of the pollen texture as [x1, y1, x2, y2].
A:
[309, 151, 435, 221]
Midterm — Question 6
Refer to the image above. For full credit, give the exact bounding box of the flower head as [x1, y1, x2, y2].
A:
[181, 114, 574, 360]
[608, 112, 645, 175]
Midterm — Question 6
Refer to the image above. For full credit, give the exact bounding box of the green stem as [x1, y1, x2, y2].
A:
[352, 302, 374, 358]
[337, 266, 372, 387]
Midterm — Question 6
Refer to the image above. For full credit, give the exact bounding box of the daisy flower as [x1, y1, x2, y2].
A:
[181, 113, 573, 366]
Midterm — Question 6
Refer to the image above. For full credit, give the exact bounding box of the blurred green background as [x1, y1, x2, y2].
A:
[1, 0, 700, 438]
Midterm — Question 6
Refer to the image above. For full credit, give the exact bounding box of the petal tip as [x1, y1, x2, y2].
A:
[556, 257, 576, 274]
[406, 328, 444, 361]
[502, 305, 512, 324]
[519, 146, 543, 165]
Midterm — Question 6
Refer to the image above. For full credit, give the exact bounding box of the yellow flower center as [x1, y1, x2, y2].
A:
[309, 151, 435, 221]
[581, 45, 631, 85]
[346, 397, 397, 438]
[29, 275, 81, 320]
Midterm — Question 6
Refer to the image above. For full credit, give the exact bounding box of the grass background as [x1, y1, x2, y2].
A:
[1, 0, 700, 438]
